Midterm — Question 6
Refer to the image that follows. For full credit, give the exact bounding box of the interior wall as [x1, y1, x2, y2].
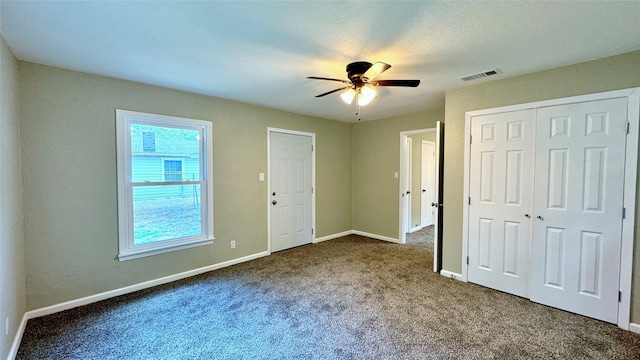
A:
[408, 132, 436, 229]
[0, 34, 26, 358]
[18, 62, 352, 310]
[352, 109, 443, 239]
[442, 50, 640, 322]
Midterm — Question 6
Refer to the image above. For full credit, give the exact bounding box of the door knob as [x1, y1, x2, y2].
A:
[406, 191, 411, 194]
[272, 200, 277, 205]
[525, 214, 531, 218]
[537, 215, 544, 220]
[422, 189, 426, 192]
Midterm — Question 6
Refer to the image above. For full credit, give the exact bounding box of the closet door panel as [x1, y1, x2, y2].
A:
[468, 110, 535, 298]
[530, 98, 627, 323]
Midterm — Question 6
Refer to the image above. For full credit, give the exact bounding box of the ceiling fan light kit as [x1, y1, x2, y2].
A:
[307, 61, 420, 111]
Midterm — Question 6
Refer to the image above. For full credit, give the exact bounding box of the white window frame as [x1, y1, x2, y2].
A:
[116, 109, 214, 261]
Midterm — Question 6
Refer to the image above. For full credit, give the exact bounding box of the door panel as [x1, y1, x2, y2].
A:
[468, 109, 535, 298]
[530, 98, 627, 323]
[270, 132, 313, 252]
[421, 141, 435, 227]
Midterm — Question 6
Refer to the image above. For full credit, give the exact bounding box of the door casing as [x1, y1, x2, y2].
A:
[399, 126, 443, 272]
[267, 127, 316, 253]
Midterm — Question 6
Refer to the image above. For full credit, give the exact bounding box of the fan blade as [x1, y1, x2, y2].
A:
[373, 79, 420, 87]
[307, 76, 351, 84]
[362, 62, 391, 81]
[315, 86, 351, 98]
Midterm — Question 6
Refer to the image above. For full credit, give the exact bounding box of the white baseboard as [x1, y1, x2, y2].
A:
[352, 230, 400, 243]
[23, 251, 270, 321]
[440, 270, 463, 281]
[314, 230, 352, 243]
[314, 230, 400, 244]
[630, 322, 640, 334]
[8, 313, 28, 360]
[409, 226, 422, 233]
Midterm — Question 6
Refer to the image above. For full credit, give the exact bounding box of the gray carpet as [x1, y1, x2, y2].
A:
[17, 234, 640, 359]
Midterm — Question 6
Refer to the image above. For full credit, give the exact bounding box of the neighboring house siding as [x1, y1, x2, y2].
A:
[132, 155, 201, 200]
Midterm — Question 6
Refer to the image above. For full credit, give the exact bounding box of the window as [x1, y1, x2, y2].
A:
[116, 110, 214, 261]
[163, 159, 183, 181]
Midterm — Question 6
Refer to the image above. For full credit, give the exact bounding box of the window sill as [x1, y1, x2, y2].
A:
[118, 238, 214, 261]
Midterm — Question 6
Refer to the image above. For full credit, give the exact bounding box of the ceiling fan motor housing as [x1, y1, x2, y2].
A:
[346, 61, 373, 86]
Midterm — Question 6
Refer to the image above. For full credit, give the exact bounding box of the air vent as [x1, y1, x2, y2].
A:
[460, 69, 501, 82]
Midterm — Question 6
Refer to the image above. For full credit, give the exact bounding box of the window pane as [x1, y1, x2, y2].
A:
[133, 185, 203, 245]
[130, 124, 201, 181]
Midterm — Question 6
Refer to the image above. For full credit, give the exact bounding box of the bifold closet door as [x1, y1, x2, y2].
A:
[468, 109, 535, 298]
[530, 98, 628, 323]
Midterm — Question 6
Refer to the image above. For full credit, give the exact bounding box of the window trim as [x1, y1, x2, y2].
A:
[116, 109, 214, 261]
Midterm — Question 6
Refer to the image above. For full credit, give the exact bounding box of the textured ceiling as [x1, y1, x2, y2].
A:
[2, 1, 639, 122]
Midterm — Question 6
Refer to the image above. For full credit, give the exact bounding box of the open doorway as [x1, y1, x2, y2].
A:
[399, 122, 444, 272]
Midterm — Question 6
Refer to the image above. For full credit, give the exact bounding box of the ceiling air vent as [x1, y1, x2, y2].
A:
[460, 69, 500, 82]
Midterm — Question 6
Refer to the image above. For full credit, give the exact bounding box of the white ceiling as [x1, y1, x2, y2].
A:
[1, 1, 639, 122]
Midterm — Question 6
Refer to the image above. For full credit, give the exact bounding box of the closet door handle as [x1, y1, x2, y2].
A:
[537, 215, 544, 221]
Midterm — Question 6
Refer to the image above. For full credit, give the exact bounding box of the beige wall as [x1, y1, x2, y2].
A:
[408, 132, 436, 228]
[352, 109, 443, 239]
[19, 62, 352, 309]
[442, 50, 640, 321]
[0, 35, 26, 358]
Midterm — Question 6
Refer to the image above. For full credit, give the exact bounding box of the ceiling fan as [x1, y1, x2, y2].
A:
[307, 61, 420, 106]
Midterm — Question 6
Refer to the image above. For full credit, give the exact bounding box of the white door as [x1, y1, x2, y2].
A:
[270, 132, 313, 252]
[468, 109, 536, 298]
[402, 137, 412, 235]
[421, 141, 435, 227]
[530, 98, 628, 323]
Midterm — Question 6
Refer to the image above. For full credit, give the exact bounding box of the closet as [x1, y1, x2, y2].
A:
[462, 89, 639, 326]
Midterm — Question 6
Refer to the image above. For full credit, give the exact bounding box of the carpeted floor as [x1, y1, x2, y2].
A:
[17, 232, 640, 359]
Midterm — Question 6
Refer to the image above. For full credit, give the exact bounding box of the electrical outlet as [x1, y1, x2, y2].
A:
[230, 240, 236, 249]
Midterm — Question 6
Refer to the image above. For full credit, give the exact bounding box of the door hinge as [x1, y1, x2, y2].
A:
[619, 291, 622, 302]
[625, 121, 630, 134]
[311, 228, 314, 235]
[466, 256, 469, 265]
[311, 145, 314, 151]
[312, 187, 314, 193]
[468, 197, 471, 205]
[470, 135, 472, 144]
[622, 207, 626, 219]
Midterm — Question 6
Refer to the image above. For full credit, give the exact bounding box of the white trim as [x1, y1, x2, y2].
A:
[461, 87, 640, 330]
[267, 128, 316, 253]
[399, 127, 440, 273]
[399, 128, 437, 244]
[8, 314, 28, 360]
[440, 270, 463, 281]
[352, 230, 400, 243]
[408, 225, 422, 233]
[629, 323, 640, 335]
[314, 230, 352, 243]
[461, 113, 472, 282]
[464, 88, 640, 118]
[26, 251, 270, 320]
[618, 88, 640, 330]
[115, 109, 215, 261]
[6, 251, 268, 359]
